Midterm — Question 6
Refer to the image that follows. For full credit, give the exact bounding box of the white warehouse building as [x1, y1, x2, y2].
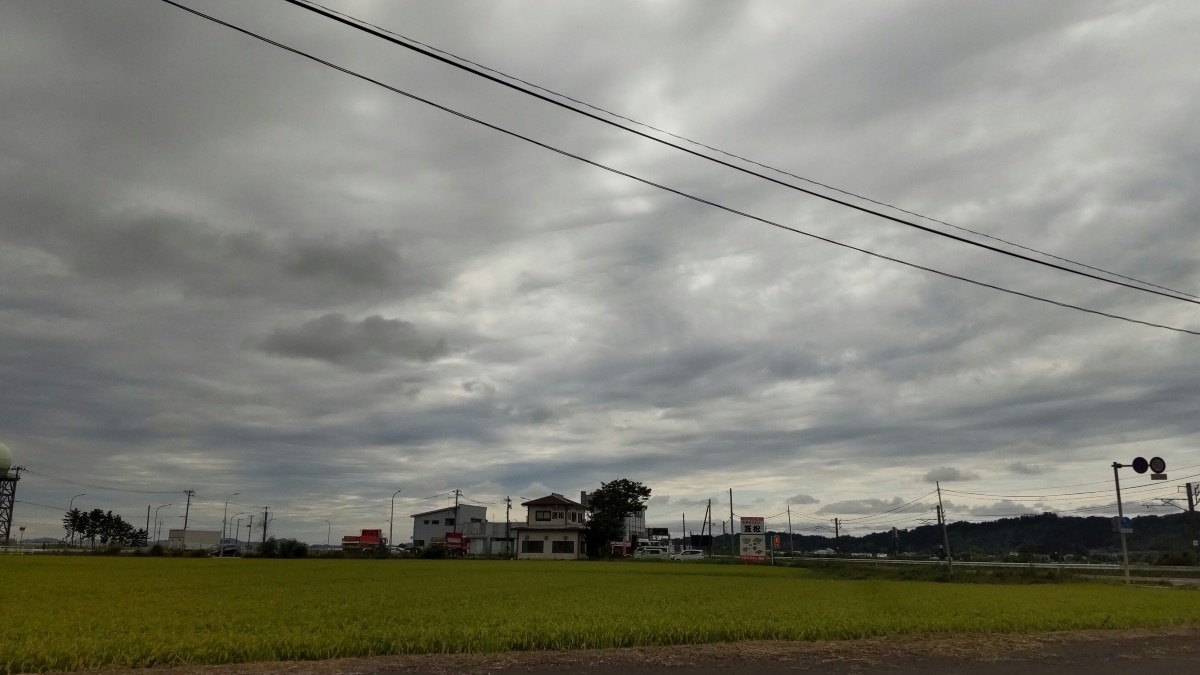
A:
[410, 504, 486, 549]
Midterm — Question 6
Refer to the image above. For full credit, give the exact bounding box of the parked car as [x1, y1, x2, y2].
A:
[633, 547, 669, 559]
[671, 549, 706, 561]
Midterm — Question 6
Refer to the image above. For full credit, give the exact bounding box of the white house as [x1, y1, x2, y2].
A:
[513, 493, 587, 560]
[411, 504, 486, 549]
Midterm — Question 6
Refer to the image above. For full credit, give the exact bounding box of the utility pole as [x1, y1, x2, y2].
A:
[1187, 483, 1197, 550]
[245, 515, 253, 554]
[682, 513, 686, 553]
[453, 489, 461, 534]
[936, 481, 953, 575]
[145, 505, 150, 545]
[729, 489, 735, 557]
[833, 518, 840, 552]
[181, 489, 195, 550]
[706, 499, 714, 557]
[261, 507, 269, 546]
[1112, 463, 1131, 583]
[505, 496, 512, 559]
[787, 505, 794, 556]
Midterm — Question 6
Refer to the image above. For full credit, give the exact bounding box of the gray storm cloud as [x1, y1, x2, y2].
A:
[3, 1, 1199, 544]
[260, 314, 447, 367]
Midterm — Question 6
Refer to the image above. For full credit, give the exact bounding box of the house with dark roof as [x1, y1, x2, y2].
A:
[512, 493, 587, 560]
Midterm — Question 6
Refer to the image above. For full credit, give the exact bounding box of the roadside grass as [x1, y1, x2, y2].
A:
[3, 557, 1200, 674]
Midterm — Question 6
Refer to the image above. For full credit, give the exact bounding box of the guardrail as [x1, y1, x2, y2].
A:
[0, 546, 50, 555]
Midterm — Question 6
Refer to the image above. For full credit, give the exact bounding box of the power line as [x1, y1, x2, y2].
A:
[22, 468, 182, 495]
[837, 490, 939, 523]
[936, 463, 1200, 496]
[15, 500, 67, 512]
[942, 471, 1200, 501]
[290, 0, 1199, 304]
[282, 0, 1200, 307]
[155, 1, 1200, 337]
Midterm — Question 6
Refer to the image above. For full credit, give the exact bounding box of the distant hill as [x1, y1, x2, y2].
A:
[703, 512, 1198, 559]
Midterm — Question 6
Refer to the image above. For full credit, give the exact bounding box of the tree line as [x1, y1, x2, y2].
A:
[62, 508, 148, 548]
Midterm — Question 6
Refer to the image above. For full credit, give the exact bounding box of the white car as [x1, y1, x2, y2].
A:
[671, 549, 706, 561]
[632, 547, 669, 559]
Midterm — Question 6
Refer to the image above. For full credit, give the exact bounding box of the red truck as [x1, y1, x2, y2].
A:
[341, 528, 386, 551]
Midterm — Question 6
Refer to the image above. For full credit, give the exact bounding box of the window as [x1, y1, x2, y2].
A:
[552, 512, 565, 520]
[521, 540, 544, 553]
[570, 512, 577, 523]
[471, 518, 483, 523]
[445, 518, 455, 526]
[535, 510, 551, 521]
[431, 520, 440, 525]
[423, 520, 429, 525]
[551, 540, 575, 554]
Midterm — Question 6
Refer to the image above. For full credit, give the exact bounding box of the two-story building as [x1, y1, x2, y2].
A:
[512, 493, 587, 560]
[410, 504, 486, 549]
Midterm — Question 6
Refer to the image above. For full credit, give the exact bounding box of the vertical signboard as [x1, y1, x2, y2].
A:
[740, 516, 765, 562]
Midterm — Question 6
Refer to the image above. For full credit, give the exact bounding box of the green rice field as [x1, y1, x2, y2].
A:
[3, 556, 1200, 673]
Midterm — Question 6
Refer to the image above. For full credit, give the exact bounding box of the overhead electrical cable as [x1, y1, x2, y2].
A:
[23, 468, 183, 495]
[15, 500, 68, 511]
[292, 0, 1198, 302]
[158, 0, 1200, 336]
[935, 463, 1200, 495]
[282, 0, 1200, 306]
[836, 490, 939, 523]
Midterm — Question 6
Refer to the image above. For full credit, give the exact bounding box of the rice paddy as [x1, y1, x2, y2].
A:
[3, 556, 1199, 673]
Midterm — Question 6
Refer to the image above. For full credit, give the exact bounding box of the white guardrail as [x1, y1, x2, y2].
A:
[0, 546, 51, 555]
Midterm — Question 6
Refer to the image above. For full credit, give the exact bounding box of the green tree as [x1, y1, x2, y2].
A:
[85, 509, 105, 547]
[62, 508, 85, 544]
[584, 479, 652, 557]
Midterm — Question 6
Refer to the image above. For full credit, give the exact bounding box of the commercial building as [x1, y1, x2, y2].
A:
[461, 520, 515, 556]
[411, 504, 486, 549]
[167, 529, 220, 551]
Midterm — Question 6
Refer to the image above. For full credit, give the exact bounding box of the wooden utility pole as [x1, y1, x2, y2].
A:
[181, 489, 195, 550]
[787, 505, 794, 556]
[453, 489, 461, 535]
[1187, 483, 1197, 550]
[833, 518, 840, 552]
[936, 482, 953, 575]
[505, 496, 512, 559]
[261, 507, 269, 545]
[729, 489, 736, 557]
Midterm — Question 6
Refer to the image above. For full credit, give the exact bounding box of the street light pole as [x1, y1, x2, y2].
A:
[389, 489, 403, 549]
[153, 504, 172, 545]
[68, 493, 85, 547]
[324, 519, 331, 548]
[221, 492, 239, 557]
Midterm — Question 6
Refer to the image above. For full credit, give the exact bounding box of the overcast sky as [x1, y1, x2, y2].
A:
[4, 1, 1199, 544]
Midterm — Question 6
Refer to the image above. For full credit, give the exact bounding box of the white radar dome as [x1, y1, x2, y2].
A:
[0, 443, 11, 474]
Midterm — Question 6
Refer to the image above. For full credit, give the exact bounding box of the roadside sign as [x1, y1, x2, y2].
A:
[1149, 457, 1166, 473]
[1114, 516, 1133, 534]
[1131, 457, 1149, 474]
[1151, 474, 1168, 480]
[739, 517, 766, 562]
[740, 517, 764, 534]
